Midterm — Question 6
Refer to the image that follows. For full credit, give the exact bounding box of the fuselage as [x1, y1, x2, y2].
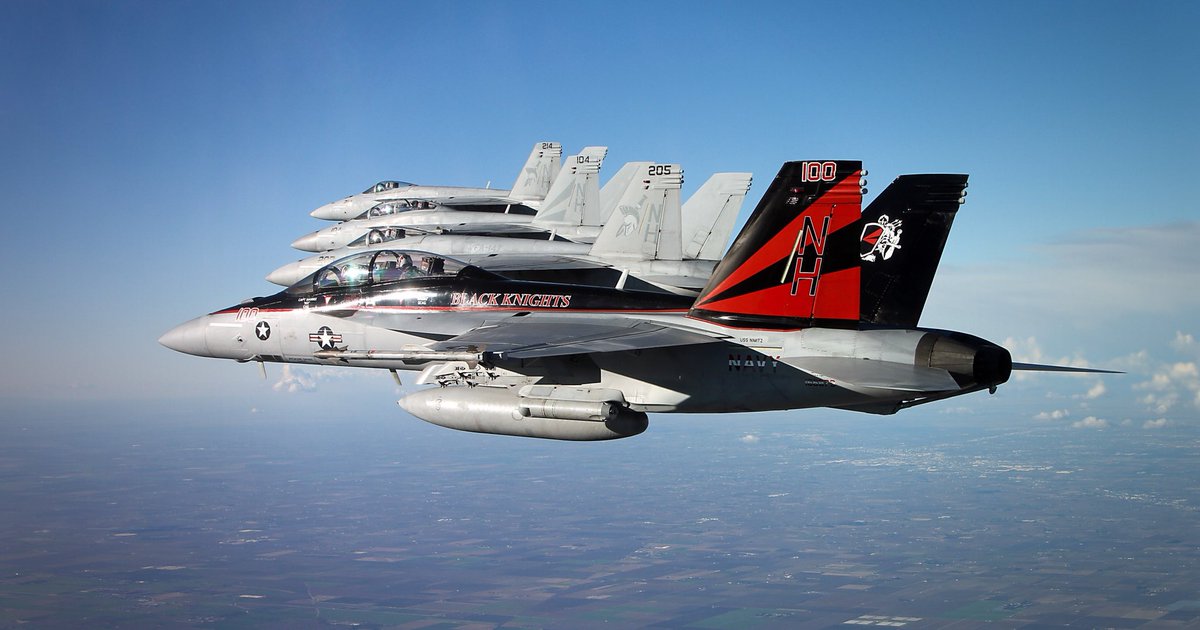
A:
[292, 209, 547, 252]
[161, 255, 1009, 416]
[269, 236, 592, 286]
[311, 184, 515, 221]
[268, 239, 719, 290]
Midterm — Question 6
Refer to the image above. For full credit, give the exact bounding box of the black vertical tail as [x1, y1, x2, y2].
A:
[858, 174, 968, 327]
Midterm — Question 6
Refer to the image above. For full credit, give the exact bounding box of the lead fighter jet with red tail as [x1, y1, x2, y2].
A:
[161, 160, 1114, 441]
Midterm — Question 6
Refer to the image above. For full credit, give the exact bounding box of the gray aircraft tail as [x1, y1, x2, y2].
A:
[532, 147, 607, 229]
[597, 161, 653, 226]
[508, 141, 563, 201]
[589, 164, 683, 261]
[681, 173, 752, 261]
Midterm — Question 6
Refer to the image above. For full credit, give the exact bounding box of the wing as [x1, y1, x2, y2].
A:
[433, 196, 527, 207]
[458, 253, 611, 272]
[430, 316, 725, 359]
[434, 222, 552, 236]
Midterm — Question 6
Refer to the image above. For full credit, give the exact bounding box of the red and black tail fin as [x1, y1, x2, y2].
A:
[689, 160, 864, 329]
[859, 174, 967, 327]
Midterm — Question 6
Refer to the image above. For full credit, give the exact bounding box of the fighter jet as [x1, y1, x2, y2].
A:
[291, 146, 609, 253]
[162, 160, 1114, 441]
[267, 167, 753, 295]
[310, 141, 564, 221]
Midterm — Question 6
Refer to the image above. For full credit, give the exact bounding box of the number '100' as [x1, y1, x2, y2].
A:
[800, 161, 837, 182]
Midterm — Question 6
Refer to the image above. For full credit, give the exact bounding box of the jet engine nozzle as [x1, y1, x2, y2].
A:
[917, 332, 1012, 389]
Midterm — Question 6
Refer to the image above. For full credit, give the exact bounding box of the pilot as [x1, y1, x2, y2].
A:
[397, 254, 423, 279]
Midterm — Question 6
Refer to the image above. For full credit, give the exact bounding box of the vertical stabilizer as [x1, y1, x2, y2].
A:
[532, 146, 607, 228]
[859, 174, 967, 327]
[690, 160, 864, 329]
[681, 173, 753, 261]
[589, 164, 684, 261]
[597, 161, 653, 226]
[508, 141, 563, 201]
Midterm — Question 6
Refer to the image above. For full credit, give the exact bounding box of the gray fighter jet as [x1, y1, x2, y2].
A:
[268, 167, 753, 295]
[310, 141, 564, 221]
[291, 146, 610, 252]
[162, 160, 1114, 441]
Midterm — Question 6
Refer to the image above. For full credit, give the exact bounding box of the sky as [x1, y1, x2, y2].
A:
[0, 0, 1197, 432]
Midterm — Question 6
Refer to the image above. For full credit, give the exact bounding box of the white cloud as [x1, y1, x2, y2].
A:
[1142, 418, 1170, 429]
[1071, 416, 1108, 429]
[1004, 336, 1046, 364]
[925, 224, 1200, 359]
[273, 365, 317, 394]
[739, 434, 760, 444]
[1002, 336, 1097, 383]
[1133, 360, 1200, 414]
[1033, 409, 1069, 421]
[1171, 331, 1197, 356]
[1082, 381, 1106, 399]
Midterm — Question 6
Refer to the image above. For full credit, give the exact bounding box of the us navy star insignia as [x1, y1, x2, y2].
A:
[309, 326, 343, 350]
[255, 321, 271, 341]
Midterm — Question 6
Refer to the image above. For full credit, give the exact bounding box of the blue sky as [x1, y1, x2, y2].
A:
[1, 1, 1197, 431]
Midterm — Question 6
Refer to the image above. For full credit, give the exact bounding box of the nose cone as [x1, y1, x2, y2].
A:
[158, 317, 210, 357]
[291, 231, 324, 252]
[311, 201, 350, 221]
[266, 260, 305, 287]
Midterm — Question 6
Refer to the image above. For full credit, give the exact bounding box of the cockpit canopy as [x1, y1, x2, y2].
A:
[353, 199, 438, 220]
[362, 180, 415, 195]
[291, 250, 497, 294]
[346, 226, 411, 248]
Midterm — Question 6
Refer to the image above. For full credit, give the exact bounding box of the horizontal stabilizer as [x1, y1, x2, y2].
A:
[1011, 362, 1122, 374]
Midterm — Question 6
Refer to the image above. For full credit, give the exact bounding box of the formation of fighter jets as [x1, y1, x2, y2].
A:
[161, 142, 1113, 440]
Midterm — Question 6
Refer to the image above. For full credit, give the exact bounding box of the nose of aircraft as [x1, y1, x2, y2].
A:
[310, 201, 348, 221]
[266, 261, 305, 287]
[290, 231, 324, 252]
[158, 317, 210, 357]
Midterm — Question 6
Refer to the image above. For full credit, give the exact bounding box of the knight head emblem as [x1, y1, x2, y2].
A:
[860, 214, 903, 262]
